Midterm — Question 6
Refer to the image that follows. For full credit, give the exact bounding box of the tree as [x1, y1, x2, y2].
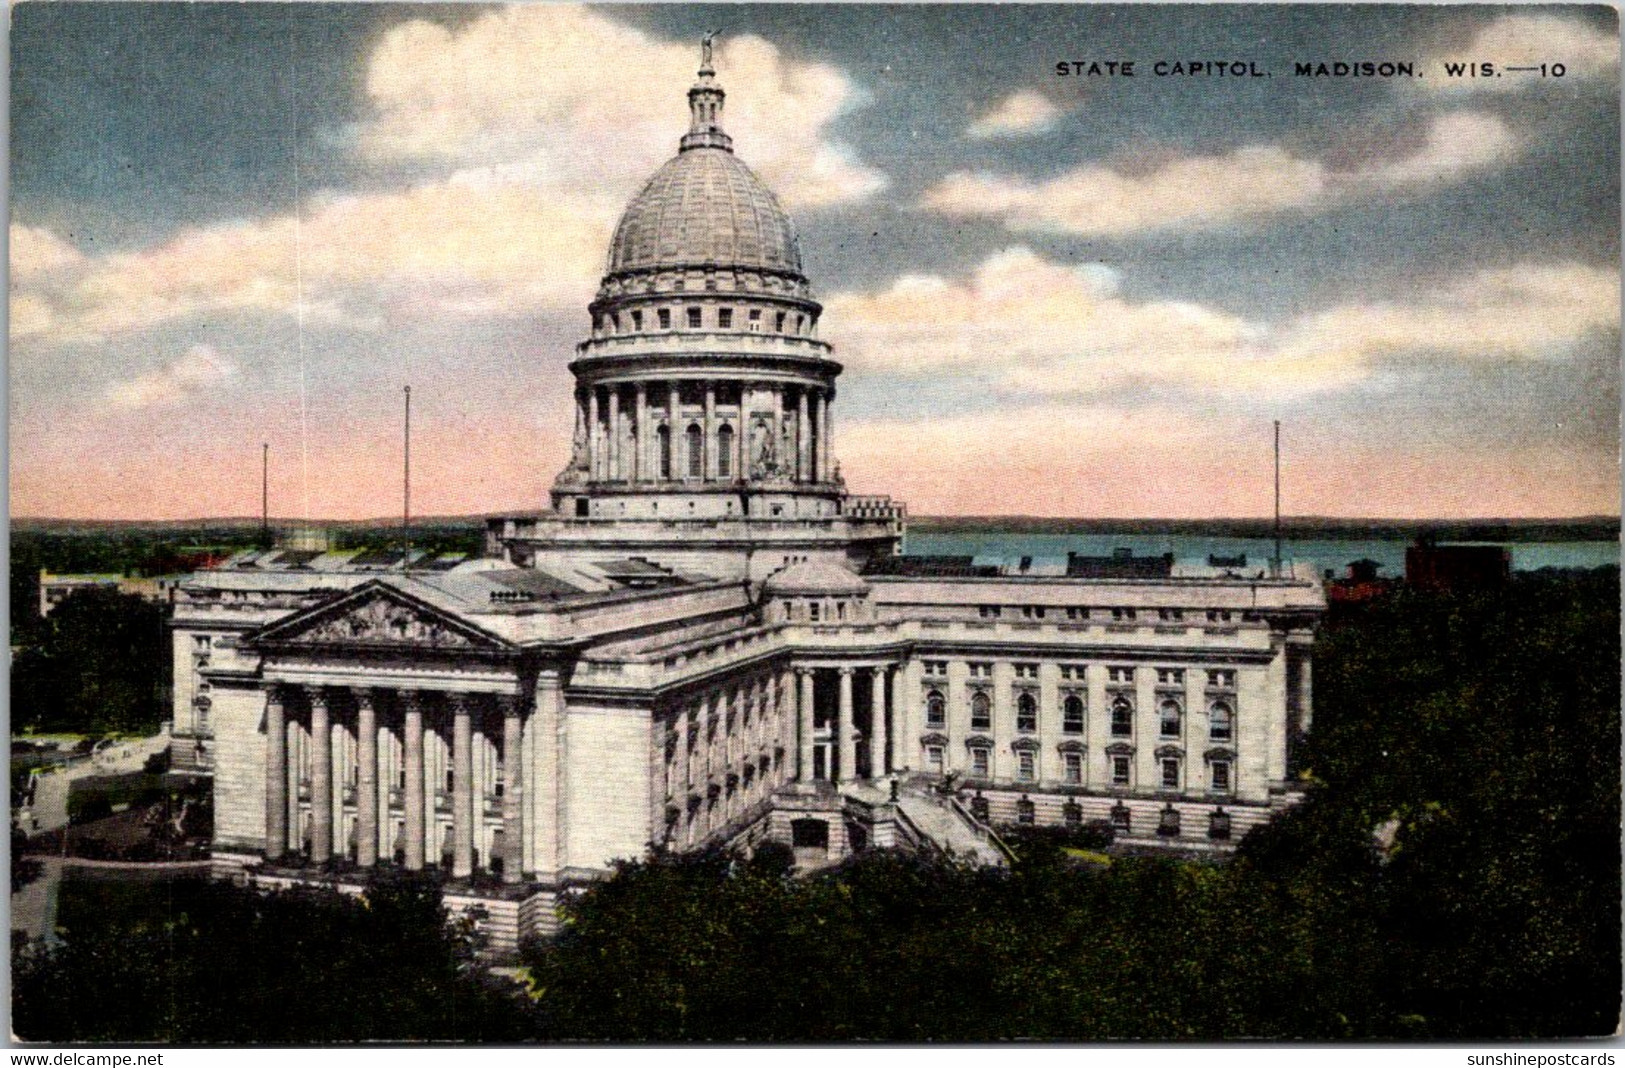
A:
[12, 587, 168, 735]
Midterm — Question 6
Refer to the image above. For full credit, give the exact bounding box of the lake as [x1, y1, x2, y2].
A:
[902, 532, 1620, 578]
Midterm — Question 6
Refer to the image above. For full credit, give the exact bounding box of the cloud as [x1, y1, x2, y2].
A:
[919, 111, 1518, 237]
[11, 181, 616, 345]
[11, 10, 888, 350]
[827, 249, 1618, 402]
[358, 7, 886, 210]
[1426, 13, 1619, 93]
[10, 224, 85, 282]
[105, 343, 237, 411]
[1270, 262, 1620, 371]
[967, 90, 1063, 139]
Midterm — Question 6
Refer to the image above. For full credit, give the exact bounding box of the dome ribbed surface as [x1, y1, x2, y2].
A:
[608, 148, 802, 276]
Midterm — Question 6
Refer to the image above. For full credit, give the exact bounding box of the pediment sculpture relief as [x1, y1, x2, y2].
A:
[294, 594, 479, 649]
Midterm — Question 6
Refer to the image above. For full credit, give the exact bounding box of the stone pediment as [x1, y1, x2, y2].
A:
[253, 583, 508, 653]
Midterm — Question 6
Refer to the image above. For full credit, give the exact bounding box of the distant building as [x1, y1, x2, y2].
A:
[1405, 542, 1511, 592]
[38, 570, 182, 617]
[1325, 559, 1396, 604]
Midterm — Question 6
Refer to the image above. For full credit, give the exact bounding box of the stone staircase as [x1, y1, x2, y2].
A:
[893, 789, 1008, 867]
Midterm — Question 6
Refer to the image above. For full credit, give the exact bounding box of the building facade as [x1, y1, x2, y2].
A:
[181, 53, 1324, 952]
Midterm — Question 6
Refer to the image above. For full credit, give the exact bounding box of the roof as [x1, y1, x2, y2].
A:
[606, 147, 802, 278]
[763, 560, 869, 597]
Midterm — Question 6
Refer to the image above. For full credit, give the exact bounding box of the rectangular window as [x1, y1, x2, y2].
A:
[1158, 608, 1185, 621]
[926, 745, 945, 772]
[1206, 609, 1232, 623]
[923, 660, 947, 677]
[658, 308, 672, 330]
[775, 311, 787, 332]
[1108, 666, 1134, 684]
[1111, 607, 1137, 622]
[969, 662, 993, 678]
[193, 635, 212, 650]
[1016, 699, 1037, 733]
[1014, 663, 1038, 679]
[1211, 760, 1232, 792]
[1157, 668, 1185, 685]
[1110, 701, 1133, 737]
[748, 309, 762, 331]
[1207, 669, 1236, 688]
[1062, 698, 1085, 734]
[971, 748, 990, 777]
[1161, 759, 1180, 790]
[1066, 607, 1089, 620]
[687, 306, 703, 329]
[1017, 750, 1036, 782]
[718, 308, 733, 329]
[1064, 752, 1083, 783]
[631, 310, 643, 331]
[1112, 756, 1131, 786]
[977, 606, 1002, 619]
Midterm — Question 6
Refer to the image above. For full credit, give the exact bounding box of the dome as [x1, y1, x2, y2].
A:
[763, 560, 870, 598]
[607, 147, 803, 278]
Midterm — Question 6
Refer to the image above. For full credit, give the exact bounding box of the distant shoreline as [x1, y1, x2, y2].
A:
[11, 513, 1620, 543]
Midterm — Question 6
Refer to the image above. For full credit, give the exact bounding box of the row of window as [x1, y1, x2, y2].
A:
[596, 305, 811, 337]
[969, 797, 1232, 839]
[923, 746, 1234, 793]
[974, 606, 1247, 623]
[921, 660, 1237, 689]
[924, 689, 1235, 742]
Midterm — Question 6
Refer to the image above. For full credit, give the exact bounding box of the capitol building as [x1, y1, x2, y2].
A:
[173, 53, 1325, 951]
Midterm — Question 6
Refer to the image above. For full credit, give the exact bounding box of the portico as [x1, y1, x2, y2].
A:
[262, 682, 526, 883]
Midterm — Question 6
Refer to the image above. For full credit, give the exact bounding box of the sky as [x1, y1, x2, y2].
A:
[9, 3, 1620, 521]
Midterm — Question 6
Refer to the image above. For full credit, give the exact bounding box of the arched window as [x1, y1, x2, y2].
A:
[657, 425, 672, 480]
[1209, 701, 1234, 743]
[1159, 699, 1182, 738]
[1016, 692, 1037, 733]
[1063, 694, 1085, 734]
[685, 424, 703, 478]
[1110, 695, 1133, 737]
[717, 424, 734, 478]
[925, 690, 946, 728]
[971, 691, 991, 730]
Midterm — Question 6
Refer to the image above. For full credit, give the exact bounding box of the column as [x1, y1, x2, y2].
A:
[403, 691, 425, 870]
[533, 674, 562, 878]
[837, 668, 855, 784]
[634, 382, 648, 483]
[798, 669, 815, 782]
[607, 387, 621, 482]
[499, 694, 523, 883]
[375, 707, 391, 862]
[890, 667, 908, 773]
[1266, 640, 1289, 784]
[703, 383, 716, 481]
[310, 689, 332, 863]
[768, 386, 783, 481]
[1298, 648, 1314, 735]
[735, 384, 748, 481]
[797, 388, 811, 482]
[667, 382, 680, 480]
[820, 388, 834, 481]
[591, 386, 604, 477]
[870, 666, 889, 778]
[451, 695, 474, 879]
[355, 689, 378, 867]
[264, 687, 287, 859]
